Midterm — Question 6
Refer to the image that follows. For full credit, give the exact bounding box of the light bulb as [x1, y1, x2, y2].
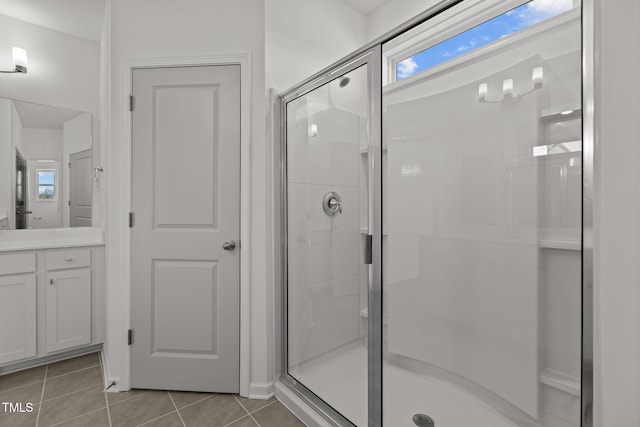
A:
[478, 83, 488, 102]
[12, 47, 27, 73]
[503, 79, 514, 98]
[532, 67, 543, 88]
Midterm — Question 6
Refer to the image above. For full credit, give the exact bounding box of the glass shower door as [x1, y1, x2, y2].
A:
[382, 1, 583, 426]
[282, 57, 376, 426]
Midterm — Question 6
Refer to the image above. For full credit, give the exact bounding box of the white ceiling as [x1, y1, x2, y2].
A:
[14, 101, 84, 129]
[341, 0, 389, 15]
[0, 0, 106, 43]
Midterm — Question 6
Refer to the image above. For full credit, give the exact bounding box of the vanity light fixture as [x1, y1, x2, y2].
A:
[308, 123, 318, 138]
[0, 47, 28, 74]
[478, 66, 543, 103]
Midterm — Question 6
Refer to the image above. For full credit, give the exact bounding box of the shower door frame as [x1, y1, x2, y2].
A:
[279, 0, 594, 425]
[279, 46, 382, 427]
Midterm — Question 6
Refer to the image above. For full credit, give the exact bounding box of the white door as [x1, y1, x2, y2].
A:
[69, 149, 92, 227]
[131, 65, 241, 392]
[27, 160, 62, 229]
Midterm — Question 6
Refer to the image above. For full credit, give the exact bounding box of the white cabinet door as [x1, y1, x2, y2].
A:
[46, 268, 91, 353]
[0, 274, 36, 364]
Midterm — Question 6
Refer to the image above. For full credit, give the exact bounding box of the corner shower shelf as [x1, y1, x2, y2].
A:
[540, 105, 582, 122]
[539, 239, 581, 251]
[540, 369, 580, 396]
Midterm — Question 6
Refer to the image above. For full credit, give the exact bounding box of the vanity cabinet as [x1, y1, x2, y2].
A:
[0, 246, 104, 368]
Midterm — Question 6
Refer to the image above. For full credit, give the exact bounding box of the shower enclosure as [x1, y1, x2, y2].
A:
[280, 1, 591, 426]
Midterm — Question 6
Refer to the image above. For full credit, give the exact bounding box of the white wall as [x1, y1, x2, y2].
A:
[104, 0, 268, 396]
[21, 128, 63, 160]
[367, 0, 440, 40]
[0, 14, 99, 115]
[11, 101, 23, 158]
[265, 0, 367, 91]
[594, 0, 640, 426]
[0, 99, 11, 226]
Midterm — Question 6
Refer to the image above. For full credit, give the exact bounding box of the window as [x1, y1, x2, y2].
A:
[395, 0, 575, 81]
[37, 169, 56, 200]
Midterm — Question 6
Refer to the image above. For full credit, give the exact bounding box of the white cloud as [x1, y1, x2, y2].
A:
[397, 57, 418, 79]
[518, 0, 573, 26]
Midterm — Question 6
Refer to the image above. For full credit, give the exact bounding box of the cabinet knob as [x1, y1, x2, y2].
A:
[49, 278, 54, 285]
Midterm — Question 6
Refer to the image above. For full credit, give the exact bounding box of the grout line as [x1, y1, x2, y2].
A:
[41, 383, 104, 403]
[104, 385, 113, 427]
[231, 395, 261, 427]
[45, 364, 102, 380]
[0, 378, 46, 393]
[171, 393, 215, 411]
[222, 414, 253, 427]
[249, 399, 278, 415]
[135, 409, 178, 427]
[47, 406, 108, 427]
[247, 412, 261, 426]
[0, 379, 46, 394]
[232, 395, 251, 416]
[167, 392, 186, 427]
[34, 365, 47, 427]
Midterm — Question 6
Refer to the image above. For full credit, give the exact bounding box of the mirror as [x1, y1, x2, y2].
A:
[0, 99, 92, 229]
[0, 0, 105, 231]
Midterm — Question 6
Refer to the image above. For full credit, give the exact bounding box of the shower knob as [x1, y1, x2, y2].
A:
[322, 191, 342, 216]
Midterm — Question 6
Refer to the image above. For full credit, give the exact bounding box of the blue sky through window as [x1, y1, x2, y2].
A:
[396, 0, 574, 80]
[38, 171, 55, 185]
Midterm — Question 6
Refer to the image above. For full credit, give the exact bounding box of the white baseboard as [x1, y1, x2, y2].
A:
[275, 381, 332, 427]
[248, 381, 275, 399]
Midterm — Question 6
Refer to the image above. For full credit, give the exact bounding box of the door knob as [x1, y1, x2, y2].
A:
[223, 240, 237, 251]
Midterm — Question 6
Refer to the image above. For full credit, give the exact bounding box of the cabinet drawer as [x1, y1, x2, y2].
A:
[0, 253, 36, 275]
[46, 249, 91, 270]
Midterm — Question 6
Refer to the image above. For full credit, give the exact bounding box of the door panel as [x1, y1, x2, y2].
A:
[0, 274, 36, 364]
[70, 149, 92, 227]
[46, 269, 91, 352]
[131, 65, 240, 392]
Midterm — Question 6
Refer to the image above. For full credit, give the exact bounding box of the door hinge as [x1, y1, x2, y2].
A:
[128, 329, 133, 345]
[129, 212, 134, 228]
[69, 200, 71, 206]
[364, 234, 373, 265]
[129, 94, 134, 112]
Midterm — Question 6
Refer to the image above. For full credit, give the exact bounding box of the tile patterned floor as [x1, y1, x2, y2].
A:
[0, 352, 305, 427]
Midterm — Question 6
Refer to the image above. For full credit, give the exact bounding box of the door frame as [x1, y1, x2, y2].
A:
[119, 53, 252, 396]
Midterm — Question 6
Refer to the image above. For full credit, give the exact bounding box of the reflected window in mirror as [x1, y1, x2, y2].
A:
[37, 169, 56, 200]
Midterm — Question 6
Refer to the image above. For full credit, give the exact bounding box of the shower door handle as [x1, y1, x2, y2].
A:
[364, 234, 372, 265]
